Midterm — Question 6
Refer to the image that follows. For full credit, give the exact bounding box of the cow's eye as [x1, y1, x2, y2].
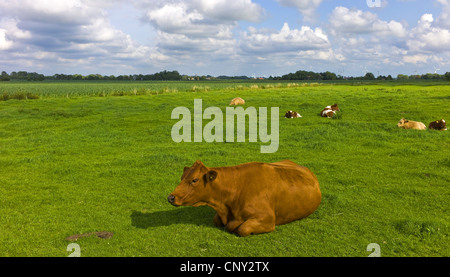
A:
[191, 178, 199, 184]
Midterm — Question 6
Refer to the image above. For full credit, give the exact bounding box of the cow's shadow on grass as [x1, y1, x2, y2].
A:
[131, 206, 217, 230]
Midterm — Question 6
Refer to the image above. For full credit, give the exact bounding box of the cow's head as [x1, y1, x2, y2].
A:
[397, 118, 408, 127]
[331, 104, 339, 111]
[167, 160, 217, 207]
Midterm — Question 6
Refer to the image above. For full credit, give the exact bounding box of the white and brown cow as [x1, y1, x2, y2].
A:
[285, 110, 302, 118]
[321, 104, 339, 118]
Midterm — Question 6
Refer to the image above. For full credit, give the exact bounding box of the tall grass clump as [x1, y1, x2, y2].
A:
[0, 91, 40, 101]
[191, 86, 210, 92]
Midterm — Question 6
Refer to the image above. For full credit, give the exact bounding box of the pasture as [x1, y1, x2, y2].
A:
[0, 81, 448, 257]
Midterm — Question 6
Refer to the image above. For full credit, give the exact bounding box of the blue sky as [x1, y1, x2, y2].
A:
[1, 0, 449, 77]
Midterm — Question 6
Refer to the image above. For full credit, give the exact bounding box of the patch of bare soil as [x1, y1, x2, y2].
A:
[66, 231, 113, 241]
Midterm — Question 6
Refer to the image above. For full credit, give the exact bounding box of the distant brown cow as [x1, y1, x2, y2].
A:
[168, 160, 321, 237]
[397, 118, 426, 130]
[229, 97, 245, 106]
[428, 119, 447, 131]
[321, 104, 339, 118]
[285, 110, 302, 118]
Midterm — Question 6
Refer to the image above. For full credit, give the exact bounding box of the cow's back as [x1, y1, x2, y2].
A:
[406, 121, 426, 130]
[216, 160, 321, 226]
[230, 97, 245, 105]
[266, 160, 321, 224]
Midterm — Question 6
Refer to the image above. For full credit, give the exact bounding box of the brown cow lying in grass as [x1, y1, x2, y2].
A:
[229, 97, 245, 106]
[168, 160, 321, 237]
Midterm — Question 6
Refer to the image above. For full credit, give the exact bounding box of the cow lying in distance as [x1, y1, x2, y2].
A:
[229, 97, 245, 106]
[397, 118, 427, 130]
[285, 110, 302, 118]
[321, 104, 339, 118]
[168, 160, 321, 237]
[428, 119, 447, 131]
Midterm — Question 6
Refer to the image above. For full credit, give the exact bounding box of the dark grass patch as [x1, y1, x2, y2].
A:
[394, 220, 446, 238]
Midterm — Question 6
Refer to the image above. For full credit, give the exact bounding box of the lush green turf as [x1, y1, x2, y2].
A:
[0, 81, 448, 257]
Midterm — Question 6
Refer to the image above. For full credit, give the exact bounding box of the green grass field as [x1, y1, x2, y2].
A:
[0, 81, 448, 257]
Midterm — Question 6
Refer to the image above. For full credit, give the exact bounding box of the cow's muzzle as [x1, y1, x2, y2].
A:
[167, 194, 177, 206]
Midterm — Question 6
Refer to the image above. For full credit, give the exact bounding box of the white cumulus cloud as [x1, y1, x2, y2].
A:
[329, 6, 407, 38]
[406, 13, 450, 53]
[193, 0, 265, 22]
[276, 0, 323, 22]
[240, 23, 330, 54]
[146, 3, 235, 38]
[0, 29, 13, 50]
[0, 0, 152, 73]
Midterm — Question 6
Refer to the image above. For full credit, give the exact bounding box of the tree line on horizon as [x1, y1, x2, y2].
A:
[1, 69, 449, 82]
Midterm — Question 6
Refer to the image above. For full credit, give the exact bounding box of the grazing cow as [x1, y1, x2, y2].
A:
[229, 97, 245, 106]
[168, 160, 321, 237]
[285, 110, 302, 118]
[397, 118, 427, 130]
[428, 119, 447, 131]
[321, 104, 339, 118]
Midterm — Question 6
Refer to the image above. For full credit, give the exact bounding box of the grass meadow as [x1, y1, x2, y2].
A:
[0, 81, 448, 257]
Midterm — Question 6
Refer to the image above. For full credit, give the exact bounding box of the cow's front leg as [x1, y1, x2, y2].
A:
[235, 216, 275, 237]
[225, 220, 243, 233]
[213, 213, 224, 227]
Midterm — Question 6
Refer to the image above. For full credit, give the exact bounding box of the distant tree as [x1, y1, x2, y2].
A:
[445, 72, 450, 81]
[321, 71, 337, 80]
[86, 74, 103, 80]
[25, 72, 44, 81]
[422, 73, 443, 80]
[161, 70, 181, 80]
[281, 70, 323, 80]
[364, 72, 375, 80]
[73, 74, 84, 80]
[1, 71, 10, 81]
[116, 75, 130, 81]
[397, 74, 409, 80]
[17, 71, 28, 79]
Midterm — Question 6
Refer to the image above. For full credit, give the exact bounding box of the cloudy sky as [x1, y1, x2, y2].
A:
[1, 0, 449, 77]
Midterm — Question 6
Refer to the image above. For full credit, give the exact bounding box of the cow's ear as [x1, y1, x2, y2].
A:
[181, 166, 190, 180]
[205, 170, 217, 183]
